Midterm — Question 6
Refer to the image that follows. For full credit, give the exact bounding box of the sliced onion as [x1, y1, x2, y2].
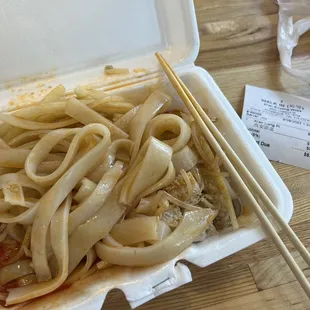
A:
[191, 124, 238, 230]
[95, 209, 217, 266]
[162, 191, 201, 211]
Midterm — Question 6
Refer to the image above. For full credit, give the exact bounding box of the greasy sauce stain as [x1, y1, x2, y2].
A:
[0, 242, 19, 268]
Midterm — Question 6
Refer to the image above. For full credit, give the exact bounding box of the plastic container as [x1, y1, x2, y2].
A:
[0, 0, 293, 309]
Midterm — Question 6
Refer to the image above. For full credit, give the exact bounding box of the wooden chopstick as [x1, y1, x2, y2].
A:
[156, 52, 310, 267]
[155, 52, 310, 298]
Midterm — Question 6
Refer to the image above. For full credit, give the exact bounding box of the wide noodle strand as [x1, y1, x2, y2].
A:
[0, 85, 244, 307]
[31, 124, 111, 282]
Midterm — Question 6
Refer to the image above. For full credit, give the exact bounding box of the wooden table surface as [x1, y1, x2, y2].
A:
[103, 1, 310, 309]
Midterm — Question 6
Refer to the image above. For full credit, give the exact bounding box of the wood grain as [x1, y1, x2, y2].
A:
[249, 248, 310, 290]
[103, 264, 258, 310]
[203, 281, 310, 310]
[103, 0, 310, 309]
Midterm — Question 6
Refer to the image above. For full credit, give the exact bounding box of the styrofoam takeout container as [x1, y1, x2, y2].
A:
[0, 0, 293, 309]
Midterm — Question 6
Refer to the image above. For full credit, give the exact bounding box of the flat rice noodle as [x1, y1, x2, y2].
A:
[5, 226, 32, 265]
[129, 91, 170, 162]
[0, 199, 18, 213]
[95, 209, 217, 267]
[12, 102, 66, 121]
[110, 216, 160, 246]
[91, 100, 135, 114]
[66, 98, 128, 140]
[2, 128, 26, 144]
[74, 86, 88, 99]
[36, 161, 62, 175]
[0, 149, 30, 168]
[36, 112, 68, 124]
[73, 178, 96, 203]
[6, 195, 71, 305]
[0, 173, 45, 197]
[16, 141, 38, 150]
[78, 248, 97, 280]
[135, 196, 154, 215]
[0, 167, 19, 177]
[0, 203, 39, 225]
[88, 91, 125, 102]
[0, 259, 33, 286]
[68, 161, 124, 234]
[0, 138, 10, 149]
[67, 248, 97, 283]
[8, 130, 50, 148]
[102, 235, 123, 248]
[16, 274, 37, 287]
[87, 139, 133, 183]
[0, 114, 77, 130]
[133, 161, 175, 205]
[120, 137, 172, 206]
[143, 114, 191, 153]
[147, 220, 171, 244]
[157, 220, 171, 240]
[172, 146, 199, 174]
[6, 224, 25, 243]
[25, 128, 81, 187]
[0, 124, 12, 138]
[67, 182, 125, 274]
[114, 105, 142, 133]
[31, 124, 110, 282]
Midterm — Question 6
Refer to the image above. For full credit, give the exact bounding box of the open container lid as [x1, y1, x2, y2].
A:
[0, 1, 294, 309]
[0, 0, 199, 94]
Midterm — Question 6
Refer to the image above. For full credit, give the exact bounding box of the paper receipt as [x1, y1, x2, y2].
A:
[242, 85, 310, 169]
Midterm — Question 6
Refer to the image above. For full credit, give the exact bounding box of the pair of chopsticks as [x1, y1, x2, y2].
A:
[155, 52, 310, 298]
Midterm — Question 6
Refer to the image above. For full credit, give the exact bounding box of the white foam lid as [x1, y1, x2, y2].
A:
[0, 0, 199, 88]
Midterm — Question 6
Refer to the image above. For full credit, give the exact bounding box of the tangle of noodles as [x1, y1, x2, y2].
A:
[142, 114, 191, 153]
[0, 85, 245, 307]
